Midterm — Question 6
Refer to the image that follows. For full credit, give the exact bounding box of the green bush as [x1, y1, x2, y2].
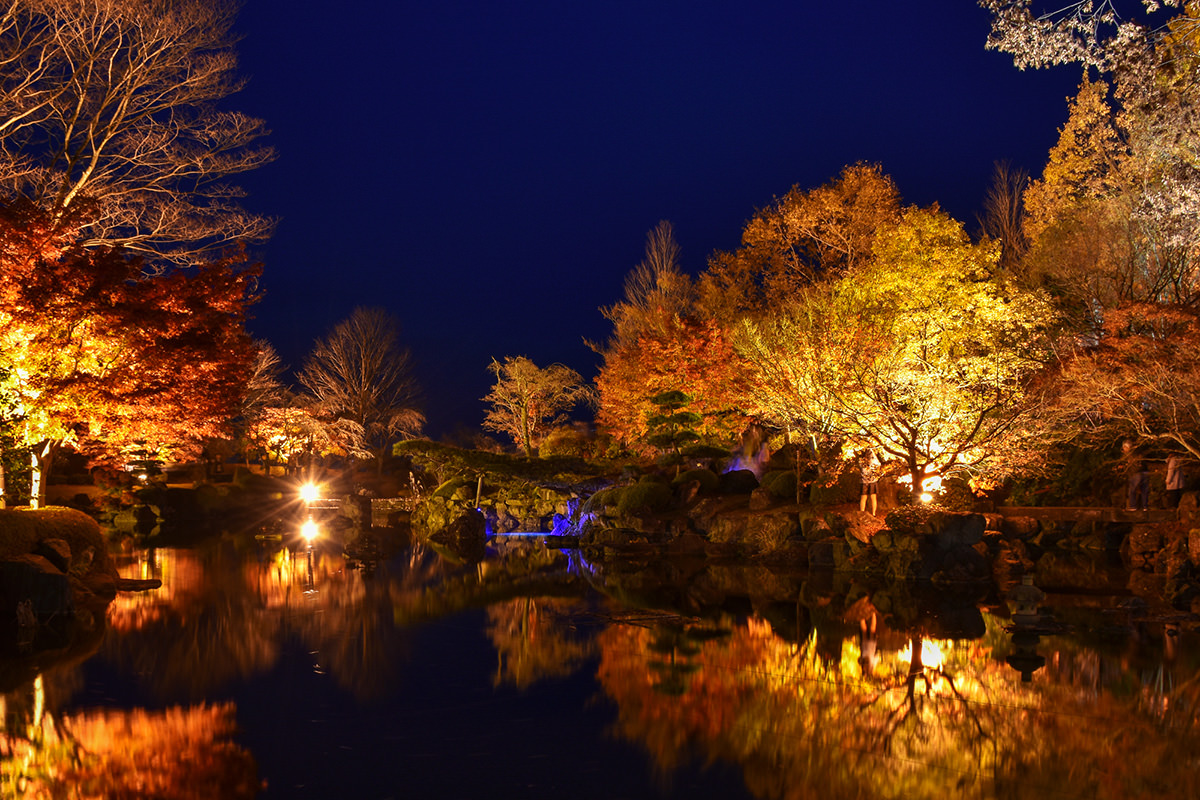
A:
[671, 468, 720, 493]
[616, 481, 674, 515]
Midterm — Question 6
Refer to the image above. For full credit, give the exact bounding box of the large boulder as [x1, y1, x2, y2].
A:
[0, 506, 116, 597]
[742, 512, 802, 553]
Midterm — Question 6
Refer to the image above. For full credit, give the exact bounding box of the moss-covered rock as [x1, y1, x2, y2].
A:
[616, 482, 673, 515]
[0, 506, 120, 604]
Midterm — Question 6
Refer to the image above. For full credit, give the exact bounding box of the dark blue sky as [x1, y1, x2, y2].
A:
[231, 1, 1080, 437]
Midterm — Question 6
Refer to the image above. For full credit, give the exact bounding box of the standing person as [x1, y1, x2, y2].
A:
[859, 449, 880, 516]
[1124, 440, 1150, 512]
[1166, 454, 1186, 509]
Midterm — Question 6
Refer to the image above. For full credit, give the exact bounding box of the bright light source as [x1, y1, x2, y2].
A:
[299, 483, 319, 503]
[899, 638, 945, 670]
[300, 518, 319, 543]
[919, 492, 934, 503]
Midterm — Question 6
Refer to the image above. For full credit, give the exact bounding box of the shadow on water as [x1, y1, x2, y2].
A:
[4, 523, 1200, 798]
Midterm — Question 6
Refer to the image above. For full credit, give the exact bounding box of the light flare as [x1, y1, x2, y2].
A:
[898, 472, 943, 503]
[300, 518, 319, 543]
[899, 638, 945, 670]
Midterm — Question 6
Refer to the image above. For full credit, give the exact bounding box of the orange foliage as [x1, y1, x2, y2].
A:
[0, 202, 259, 465]
[5, 703, 260, 799]
[595, 314, 750, 452]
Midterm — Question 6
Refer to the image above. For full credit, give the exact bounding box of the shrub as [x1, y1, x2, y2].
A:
[580, 487, 619, 515]
[616, 481, 674, 515]
[432, 476, 473, 499]
[539, 426, 592, 459]
[884, 504, 944, 536]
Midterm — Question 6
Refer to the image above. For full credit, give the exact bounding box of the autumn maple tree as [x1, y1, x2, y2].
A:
[700, 162, 902, 317]
[0, 202, 259, 506]
[593, 222, 750, 454]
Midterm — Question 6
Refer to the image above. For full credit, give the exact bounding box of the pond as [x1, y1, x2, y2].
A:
[5, 530, 1200, 799]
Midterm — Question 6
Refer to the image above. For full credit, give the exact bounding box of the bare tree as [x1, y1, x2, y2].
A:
[0, 0, 275, 267]
[299, 308, 424, 473]
[598, 220, 692, 347]
[482, 356, 591, 457]
[979, 160, 1029, 273]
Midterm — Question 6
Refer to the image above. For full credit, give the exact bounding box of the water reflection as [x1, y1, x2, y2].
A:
[106, 543, 418, 702]
[0, 674, 258, 798]
[4, 537, 1200, 798]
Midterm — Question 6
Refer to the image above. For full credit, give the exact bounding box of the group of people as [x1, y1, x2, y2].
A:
[1123, 440, 1188, 511]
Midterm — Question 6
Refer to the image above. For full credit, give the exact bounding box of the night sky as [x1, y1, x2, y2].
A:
[230, 1, 1081, 438]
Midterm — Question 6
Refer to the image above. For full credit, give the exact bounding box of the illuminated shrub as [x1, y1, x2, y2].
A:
[432, 477, 473, 499]
[580, 487, 619, 515]
[539, 426, 591, 458]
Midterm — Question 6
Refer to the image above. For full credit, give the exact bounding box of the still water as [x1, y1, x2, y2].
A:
[9, 533, 1200, 799]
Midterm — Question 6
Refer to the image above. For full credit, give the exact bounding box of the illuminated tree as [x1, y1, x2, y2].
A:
[1046, 304, 1200, 459]
[231, 340, 288, 465]
[991, 8, 1200, 327]
[736, 206, 1057, 489]
[981, 0, 1184, 71]
[299, 307, 424, 474]
[0, 203, 259, 506]
[594, 314, 749, 453]
[482, 356, 590, 457]
[701, 162, 901, 317]
[244, 403, 355, 470]
[0, 0, 275, 267]
[593, 222, 750, 452]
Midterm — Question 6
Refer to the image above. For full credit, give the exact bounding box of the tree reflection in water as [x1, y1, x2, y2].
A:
[1, 675, 258, 798]
[103, 542, 421, 702]
[8, 538, 1200, 798]
[486, 597, 593, 689]
[595, 608, 1200, 799]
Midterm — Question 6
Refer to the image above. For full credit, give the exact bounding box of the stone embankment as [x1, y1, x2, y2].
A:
[0, 506, 161, 690]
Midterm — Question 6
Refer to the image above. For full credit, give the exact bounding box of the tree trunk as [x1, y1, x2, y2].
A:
[30, 440, 58, 510]
[907, 453, 925, 501]
[521, 407, 532, 457]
